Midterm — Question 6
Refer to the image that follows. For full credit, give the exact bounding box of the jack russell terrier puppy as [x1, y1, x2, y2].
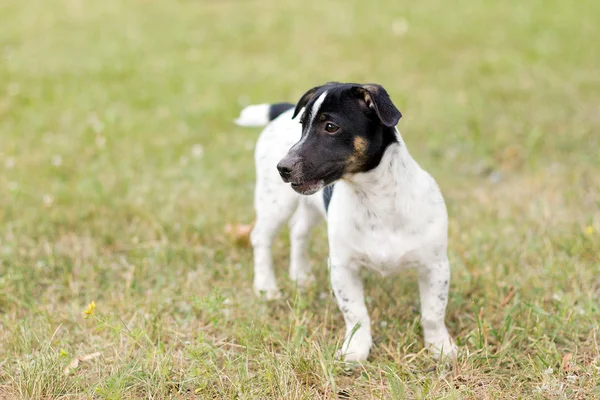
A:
[235, 82, 456, 361]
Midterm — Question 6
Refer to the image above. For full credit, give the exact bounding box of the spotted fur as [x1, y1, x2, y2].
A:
[236, 82, 457, 362]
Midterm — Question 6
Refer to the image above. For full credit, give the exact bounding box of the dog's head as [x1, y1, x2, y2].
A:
[277, 82, 402, 195]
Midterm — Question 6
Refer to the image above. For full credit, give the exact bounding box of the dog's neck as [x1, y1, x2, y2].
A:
[344, 130, 421, 210]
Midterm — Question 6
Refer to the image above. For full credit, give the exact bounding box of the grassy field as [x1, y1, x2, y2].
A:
[1, 0, 599, 398]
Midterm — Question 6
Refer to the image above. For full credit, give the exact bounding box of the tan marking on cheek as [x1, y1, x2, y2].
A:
[345, 136, 370, 173]
[354, 136, 368, 153]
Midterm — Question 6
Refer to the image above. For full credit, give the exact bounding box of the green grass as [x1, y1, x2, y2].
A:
[1, 0, 599, 398]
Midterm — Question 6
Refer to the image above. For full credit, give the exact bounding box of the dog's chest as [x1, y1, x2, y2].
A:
[328, 184, 429, 274]
[355, 226, 418, 274]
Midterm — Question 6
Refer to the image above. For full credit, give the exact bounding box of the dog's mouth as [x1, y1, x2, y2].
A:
[290, 180, 324, 195]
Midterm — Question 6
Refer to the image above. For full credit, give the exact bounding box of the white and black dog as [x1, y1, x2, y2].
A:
[235, 82, 456, 361]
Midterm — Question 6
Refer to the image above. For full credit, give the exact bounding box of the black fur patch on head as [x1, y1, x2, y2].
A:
[269, 102, 294, 121]
[277, 82, 402, 192]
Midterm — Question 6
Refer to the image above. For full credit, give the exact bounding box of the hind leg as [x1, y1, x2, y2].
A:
[288, 200, 322, 287]
[251, 179, 298, 299]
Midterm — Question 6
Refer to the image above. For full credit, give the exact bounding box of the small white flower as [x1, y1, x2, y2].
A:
[552, 293, 562, 301]
[380, 321, 388, 328]
[51, 155, 62, 167]
[191, 144, 204, 158]
[391, 18, 409, 36]
[543, 367, 554, 375]
[87, 113, 104, 134]
[566, 375, 577, 383]
[42, 194, 54, 207]
[5, 157, 15, 169]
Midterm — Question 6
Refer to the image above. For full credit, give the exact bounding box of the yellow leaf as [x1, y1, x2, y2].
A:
[225, 223, 253, 247]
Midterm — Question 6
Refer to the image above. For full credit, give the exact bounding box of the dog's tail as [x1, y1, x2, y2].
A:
[234, 102, 294, 127]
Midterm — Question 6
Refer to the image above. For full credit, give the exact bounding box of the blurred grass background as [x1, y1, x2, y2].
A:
[0, 0, 599, 398]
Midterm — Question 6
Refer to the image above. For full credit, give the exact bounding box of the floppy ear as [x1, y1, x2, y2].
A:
[357, 84, 402, 127]
[292, 86, 321, 119]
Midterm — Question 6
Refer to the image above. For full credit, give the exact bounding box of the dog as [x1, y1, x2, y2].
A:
[235, 82, 456, 361]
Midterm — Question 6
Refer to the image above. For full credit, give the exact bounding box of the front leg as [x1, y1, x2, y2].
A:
[330, 262, 372, 362]
[418, 258, 457, 359]
[251, 187, 298, 300]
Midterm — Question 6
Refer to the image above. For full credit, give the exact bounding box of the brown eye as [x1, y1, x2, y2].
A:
[325, 123, 339, 133]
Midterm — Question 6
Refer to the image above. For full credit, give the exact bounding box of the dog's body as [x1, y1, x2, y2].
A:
[235, 83, 456, 361]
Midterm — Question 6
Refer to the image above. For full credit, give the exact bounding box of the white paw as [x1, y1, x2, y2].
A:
[338, 347, 370, 362]
[426, 335, 457, 360]
[337, 332, 372, 362]
[253, 284, 281, 300]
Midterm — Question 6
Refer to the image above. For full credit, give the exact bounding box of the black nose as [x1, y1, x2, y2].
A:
[276, 160, 293, 182]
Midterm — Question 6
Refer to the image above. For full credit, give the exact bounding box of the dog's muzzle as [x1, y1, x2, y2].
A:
[276, 157, 297, 183]
[277, 156, 323, 195]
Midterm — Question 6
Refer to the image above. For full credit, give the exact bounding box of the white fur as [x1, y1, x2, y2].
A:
[290, 91, 328, 152]
[239, 101, 457, 361]
[234, 104, 271, 127]
[308, 92, 327, 129]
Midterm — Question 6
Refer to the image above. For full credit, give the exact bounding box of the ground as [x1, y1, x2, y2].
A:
[0, 0, 599, 398]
